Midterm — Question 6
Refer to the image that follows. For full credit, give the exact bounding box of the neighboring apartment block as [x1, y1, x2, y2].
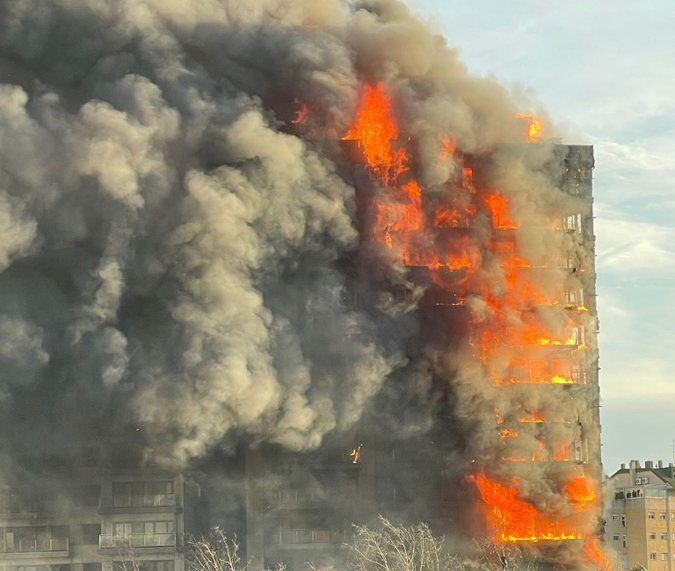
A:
[606, 460, 675, 570]
[0, 449, 187, 571]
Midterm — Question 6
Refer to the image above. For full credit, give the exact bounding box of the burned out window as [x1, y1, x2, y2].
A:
[563, 165, 591, 195]
[562, 213, 582, 233]
[564, 287, 584, 308]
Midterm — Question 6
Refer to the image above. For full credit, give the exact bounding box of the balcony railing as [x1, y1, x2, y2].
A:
[108, 495, 176, 509]
[99, 534, 176, 549]
[0, 537, 69, 554]
[0, 500, 42, 515]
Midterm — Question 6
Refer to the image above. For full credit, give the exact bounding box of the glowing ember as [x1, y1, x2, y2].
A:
[516, 113, 543, 143]
[499, 428, 519, 441]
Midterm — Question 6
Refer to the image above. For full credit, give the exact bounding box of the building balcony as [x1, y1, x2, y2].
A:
[99, 494, 176, 514]
[98, 534, 176, 550]
[0, 538, 70, 558]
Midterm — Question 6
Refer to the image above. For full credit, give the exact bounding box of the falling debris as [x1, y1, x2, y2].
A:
[350, 443, 364, 464]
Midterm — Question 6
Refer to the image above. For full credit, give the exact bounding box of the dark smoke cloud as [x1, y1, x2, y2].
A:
[0, 6, 602, 567]
[1, 0, 447, 469]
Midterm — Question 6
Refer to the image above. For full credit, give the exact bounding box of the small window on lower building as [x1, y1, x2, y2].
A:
[660, 512, 667, 519]
[662, 554, 669, 561]
[649, 532, 656, 539]
[612, 534, 619, 541]
[648, 512, 656, 519]
[661, 532, 667, 540]
[649, 553, 657, 560]
[622, 536, 627, 548]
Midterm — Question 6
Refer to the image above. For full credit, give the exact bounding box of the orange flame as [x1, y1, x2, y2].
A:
[499, 428, 519, 441]
[342, 84, 406, 184]
[583, 537, 613, 571]
[470, 473, 582, 543]
[516, 113, 543, 143]
[462, 167, 473, 188]
[554, 442, 571, 461]
[291, 99, 309, 125]
[484, 193, 518, 229]
[350, 443, 363, 464]
[519, 412, 544, 423]
[564, 475, 597, 511]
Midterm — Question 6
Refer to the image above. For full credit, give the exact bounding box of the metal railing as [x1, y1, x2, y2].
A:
[108, 494, 176, 508]
[99, 534, 176, 549]
[279, 529, 344, 545]
[0, 537, 69, 553]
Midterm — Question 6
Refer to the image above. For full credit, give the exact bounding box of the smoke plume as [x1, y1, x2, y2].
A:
[0, 0, 604, 568]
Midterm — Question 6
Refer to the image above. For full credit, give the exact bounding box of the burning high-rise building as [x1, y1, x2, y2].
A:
[0, 1, 609, 570]
[242, 85, 607, 570]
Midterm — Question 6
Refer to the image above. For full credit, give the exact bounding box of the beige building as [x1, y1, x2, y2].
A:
[0, 449, 187, 571]
[606, 460, 675, 571]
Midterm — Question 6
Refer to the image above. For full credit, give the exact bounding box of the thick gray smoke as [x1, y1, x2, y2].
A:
[0, 2, 604, 568]
[0, 0, 405, 467]
[0, 0, 536, 467]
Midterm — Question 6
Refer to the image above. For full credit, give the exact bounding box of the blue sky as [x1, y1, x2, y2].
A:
[404, 0, 675, 473]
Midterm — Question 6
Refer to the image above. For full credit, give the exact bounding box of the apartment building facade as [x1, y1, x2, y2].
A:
[606, 460, 675, 570]
[0, 449, 187, 571]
